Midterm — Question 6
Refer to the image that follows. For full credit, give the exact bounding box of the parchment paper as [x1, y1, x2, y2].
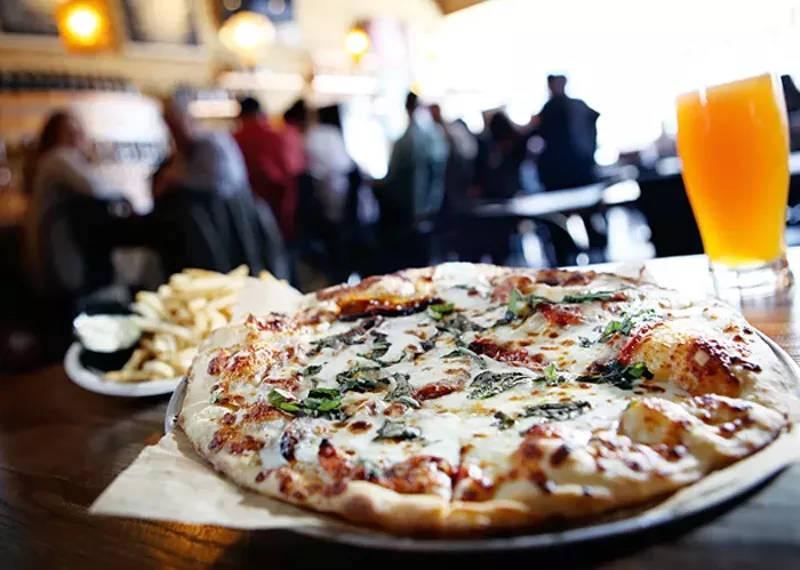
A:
[90, 264, 800, 535]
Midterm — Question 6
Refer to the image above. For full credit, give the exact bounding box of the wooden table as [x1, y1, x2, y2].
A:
[3, 253, 800, 569]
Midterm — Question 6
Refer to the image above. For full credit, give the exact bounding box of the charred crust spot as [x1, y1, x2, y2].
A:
[209, 427, 266, 454]
[550, 443, 573, 467]
[536, 269, 596, 287]
[617, 321, 662, 364]
[383, 402, 408, 417]
[255, 472, 267, 483]
[207, 351, 230, 376]
[548, 331, 560, 339]
[378, 456, 455, 495]
[414, 382, 461, 401]
[538, 303, 583, 327]
[348, 420, 372, 434]
[241, 401, 283, 423]
[468, 338, 544, 371]
[337, 297, 441, 321]
[723, 323, 738, 334]
[246, 313, 290, 332]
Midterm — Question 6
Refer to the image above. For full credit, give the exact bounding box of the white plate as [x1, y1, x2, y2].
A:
[64, 342, 182, 397]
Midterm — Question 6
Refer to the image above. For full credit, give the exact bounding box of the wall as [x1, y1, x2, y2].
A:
[0, 0, 442, 97]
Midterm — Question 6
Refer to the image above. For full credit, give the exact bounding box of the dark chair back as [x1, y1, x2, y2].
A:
[636, 174, 703, 257]
[153, 187, 289, 279]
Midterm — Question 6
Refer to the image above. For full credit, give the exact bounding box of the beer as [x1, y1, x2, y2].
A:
[676, 73, 789, 267]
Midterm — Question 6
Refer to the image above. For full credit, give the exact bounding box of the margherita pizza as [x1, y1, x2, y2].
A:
[179, 263, 798, 535]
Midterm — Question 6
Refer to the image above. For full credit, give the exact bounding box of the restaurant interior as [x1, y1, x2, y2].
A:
[0, 1, 799, 361]
[4, 0, 800, 373]
[4, 1, 800, 567]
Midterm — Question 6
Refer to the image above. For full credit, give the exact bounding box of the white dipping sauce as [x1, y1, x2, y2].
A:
[74, 314, 141, 353]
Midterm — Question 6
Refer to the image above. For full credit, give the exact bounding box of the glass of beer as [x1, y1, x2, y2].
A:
[676, 72, 793, 296]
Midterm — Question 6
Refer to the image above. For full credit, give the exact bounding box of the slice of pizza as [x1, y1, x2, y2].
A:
[180, 263, 796, 535]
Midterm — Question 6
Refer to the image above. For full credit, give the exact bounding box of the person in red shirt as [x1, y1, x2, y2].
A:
[233, 97, 298, 241]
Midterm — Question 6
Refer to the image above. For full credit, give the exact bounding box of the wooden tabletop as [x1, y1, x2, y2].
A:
[3, 253, 800, 569]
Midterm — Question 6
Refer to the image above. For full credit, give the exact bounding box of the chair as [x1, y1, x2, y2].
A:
[636, 174, 703, 257]
[152, 187, 289, 280]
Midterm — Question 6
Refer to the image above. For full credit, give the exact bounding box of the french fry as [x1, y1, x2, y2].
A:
[206, 308, 227, 331]
[103, 265, 257, 383]
[188, 297, 208, 312]
[228, 265, 249, 278]
[207, 294, 237, 311]
[184, 268, 225, 278]
[142, 360, 176, 378]
[103, 370, 156, 383]
[122, 349, 147, 372]
[131, 301, 161, 321]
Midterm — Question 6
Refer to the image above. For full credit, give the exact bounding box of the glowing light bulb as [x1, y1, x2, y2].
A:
[56, 1, 112, 51]
[66, 7, 101, 40]
[345, 28, 370, 58]
[219, 11, 276, 58]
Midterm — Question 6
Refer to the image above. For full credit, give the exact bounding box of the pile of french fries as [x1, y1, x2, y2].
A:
[103, 265, 280, 383]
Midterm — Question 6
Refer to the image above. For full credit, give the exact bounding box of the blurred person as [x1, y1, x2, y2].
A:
[535, 74, 599, 190]
[155, 97, 249, 198]
[233, 96, 296, 237]
[305, 103, 354, 224]
[374, 92, 449, 227]
[474, 111, 539, 200]
[429, 104, 478, 213]
[23, 110, 121, 301]
[370, 92, 448, 272]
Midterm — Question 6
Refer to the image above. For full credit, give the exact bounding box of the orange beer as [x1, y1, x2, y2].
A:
[676, 73, 789, 267]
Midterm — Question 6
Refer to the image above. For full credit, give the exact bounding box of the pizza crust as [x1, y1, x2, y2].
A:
[179, 263, 798, 536]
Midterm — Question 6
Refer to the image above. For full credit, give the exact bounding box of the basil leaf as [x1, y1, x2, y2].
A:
[507, 288, 528, 317]
[301, 365, 322, 376]
[439, 313, 486, 334]
[394, 395, 421, 409]
[268, 388, 341, 417]
[340, 377, 387, 393]
[308, 318, 378, 355]
[493, 411, 516, 430]
[336, 366, 382, 385]
[577, 360, 653, 390]
[442, 346, 488, 370]
[308, 387, 340, 399]
[384, 373, 419, 407]
[268, 388, 296, 407]
[578, 336, 593, 348]
[521, 401, 591, 422]
[278, 401, 303, 413]
[316, 398, 342, 412]
[468, 371, 529, 400]
[561, 291, 615, 303]
[427, 302, 455, 321]
[543, 363, 558, 383]
[374, 420, 422, 441]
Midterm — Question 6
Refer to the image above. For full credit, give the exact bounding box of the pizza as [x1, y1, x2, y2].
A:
[178, 263, 798, 535]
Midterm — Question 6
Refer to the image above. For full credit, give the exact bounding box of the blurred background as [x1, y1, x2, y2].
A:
[3, 0, 800, 370]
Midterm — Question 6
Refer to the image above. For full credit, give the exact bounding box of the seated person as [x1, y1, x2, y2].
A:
[305, 103, 354, 225]
[23, 110, 122, 302]
[233, 97, 289, 217]
[155, 97, 250, 198]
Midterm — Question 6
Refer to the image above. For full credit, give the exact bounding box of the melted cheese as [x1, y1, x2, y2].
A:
[194, 267, 789, 502]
